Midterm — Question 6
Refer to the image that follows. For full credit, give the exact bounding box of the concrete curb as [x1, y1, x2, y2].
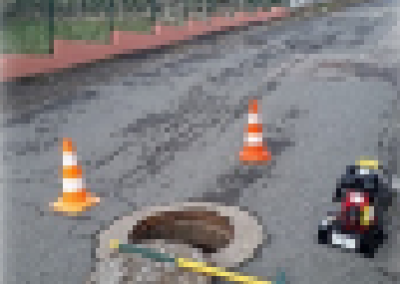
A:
[95, 202, 265, 268]
[1, 8, 289, 82]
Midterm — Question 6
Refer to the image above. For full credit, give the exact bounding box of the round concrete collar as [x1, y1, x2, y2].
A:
[95, 202, 265, 268]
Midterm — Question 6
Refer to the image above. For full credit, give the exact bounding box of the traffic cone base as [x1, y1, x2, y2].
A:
[51, 193, 100, 214]
[240, 148, 271, 163]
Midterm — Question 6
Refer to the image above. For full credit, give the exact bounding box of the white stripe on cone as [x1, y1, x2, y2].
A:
[63, 153, 78, 166]
[246, 136, 263, 143]
[63, 178, 85, 192]
[248, 113, 259, 124]
[246, 141, 263, 147]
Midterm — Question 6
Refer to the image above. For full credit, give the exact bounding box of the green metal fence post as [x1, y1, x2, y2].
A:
[149, 0, 157, 26]
[109, 0, 115, 43]
[48, 0, 55, 54]
[210, 0, 214, 18]
[183, 0, 189, 21]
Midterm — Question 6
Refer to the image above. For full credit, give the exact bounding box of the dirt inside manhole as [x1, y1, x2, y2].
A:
[128, 210, 235, 255]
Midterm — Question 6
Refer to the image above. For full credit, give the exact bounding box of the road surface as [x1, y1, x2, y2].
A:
[2, 0, 400, 283]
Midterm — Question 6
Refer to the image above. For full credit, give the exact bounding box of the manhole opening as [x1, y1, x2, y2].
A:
[128, 210, 235, 255]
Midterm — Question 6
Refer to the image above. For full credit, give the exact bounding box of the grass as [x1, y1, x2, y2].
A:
[2, 18, 155, 54]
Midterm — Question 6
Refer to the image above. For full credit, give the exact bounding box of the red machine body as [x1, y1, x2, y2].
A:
[340, 190, 374, 233]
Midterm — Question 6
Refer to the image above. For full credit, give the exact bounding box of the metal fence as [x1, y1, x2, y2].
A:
[2, 0, 286, 54]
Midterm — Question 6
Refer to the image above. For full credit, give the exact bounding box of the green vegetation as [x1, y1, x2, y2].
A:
[2, 18, 155, 54]
[2, 0, 284, 54]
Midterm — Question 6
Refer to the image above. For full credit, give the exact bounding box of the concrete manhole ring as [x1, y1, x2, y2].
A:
[95, 202, 265, 268]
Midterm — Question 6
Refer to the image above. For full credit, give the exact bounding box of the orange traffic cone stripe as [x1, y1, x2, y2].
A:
[63, 138, 77, 153]
[51, 138, 99, 214]
[247, 124, 263, 134]
[62, 166, 83, 179]
[240, 99, 271, 163]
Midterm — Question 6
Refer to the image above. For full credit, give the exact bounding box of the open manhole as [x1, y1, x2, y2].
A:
[95, 202, 264, 269]
[128, 210, 235, 255]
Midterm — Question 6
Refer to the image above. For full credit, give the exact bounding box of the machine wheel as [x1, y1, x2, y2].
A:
[362, 238, 379, 258]
[318, 227, 329, 245]
[362, 249, 376, 258]
[359, 239, 376, 258]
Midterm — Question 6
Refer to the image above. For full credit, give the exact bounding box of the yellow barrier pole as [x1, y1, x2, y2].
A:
[176, 257, 272, 284]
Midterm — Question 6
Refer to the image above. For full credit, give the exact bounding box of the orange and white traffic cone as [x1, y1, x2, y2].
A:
[240, 99, 271, 164]
[51, 138, 100, 215]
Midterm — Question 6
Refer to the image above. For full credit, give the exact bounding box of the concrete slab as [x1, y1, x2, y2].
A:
[87, 239, 212, 284]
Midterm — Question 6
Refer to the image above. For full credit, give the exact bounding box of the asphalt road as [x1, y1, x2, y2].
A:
[2, 0, 400, 283]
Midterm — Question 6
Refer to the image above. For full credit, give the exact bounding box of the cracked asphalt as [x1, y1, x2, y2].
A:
[2, 0, 400, 283]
